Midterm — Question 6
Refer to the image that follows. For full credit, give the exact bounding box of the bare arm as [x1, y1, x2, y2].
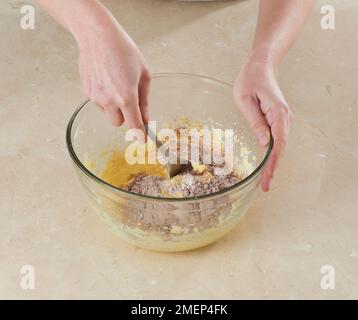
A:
[37, 0, 151, 130]
[36, 0, 108, 38]
[235, 0, 315, 191]
[253, 0, 315, 66]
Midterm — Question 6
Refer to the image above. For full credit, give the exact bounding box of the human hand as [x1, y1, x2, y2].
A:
[234, 55, 292, 192]
[76, 17, 151, 131]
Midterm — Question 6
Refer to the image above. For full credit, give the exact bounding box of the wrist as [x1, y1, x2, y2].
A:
[67, 3, 115, 49]
[246, 47, 279, 71]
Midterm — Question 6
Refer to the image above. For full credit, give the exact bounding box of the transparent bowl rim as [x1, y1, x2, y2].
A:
[66, 72, 274, 202]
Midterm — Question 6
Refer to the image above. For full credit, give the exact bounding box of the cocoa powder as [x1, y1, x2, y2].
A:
[125, 166, 241, 198]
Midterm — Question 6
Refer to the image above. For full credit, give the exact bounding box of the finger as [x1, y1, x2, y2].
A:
[261, 108, 290, 192]
[122, 103, 145, 131]
[105, 106, 125, 127]
[235, 94, 271, 147]
[261, 143, 281, 192]
[261, 139, 284, 192]
[138, 73, 151, 124]
[121, 98, 146, 142]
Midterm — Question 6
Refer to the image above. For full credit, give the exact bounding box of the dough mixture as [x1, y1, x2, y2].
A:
[99, 119, 244, 198]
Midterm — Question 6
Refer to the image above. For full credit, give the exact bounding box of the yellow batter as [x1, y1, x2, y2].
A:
[99, 148, 168, 188]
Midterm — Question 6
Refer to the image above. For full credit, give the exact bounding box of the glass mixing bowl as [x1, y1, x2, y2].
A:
[66, 73, 273, 252]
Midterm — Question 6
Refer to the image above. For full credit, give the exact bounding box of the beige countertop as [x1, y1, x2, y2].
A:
[1, 0, 358, 299]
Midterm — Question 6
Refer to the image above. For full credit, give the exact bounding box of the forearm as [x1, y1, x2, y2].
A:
[251, 0, 315, 67]
[36, 0, 115, 44]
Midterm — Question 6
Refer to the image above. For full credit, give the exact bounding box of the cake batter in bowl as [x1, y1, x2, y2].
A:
[66, 73, 273, 252]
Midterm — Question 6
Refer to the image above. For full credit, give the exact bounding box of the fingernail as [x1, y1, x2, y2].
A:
[258, 130, 270, 147]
